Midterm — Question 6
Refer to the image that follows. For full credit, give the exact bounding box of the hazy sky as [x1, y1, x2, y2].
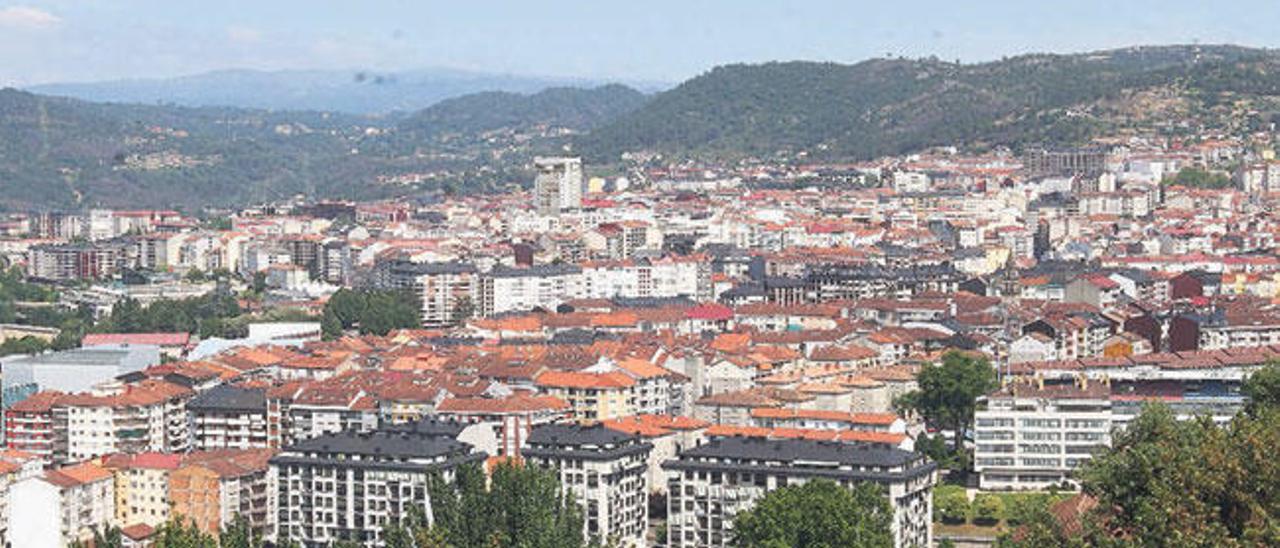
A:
[0, 0, 1276, 86]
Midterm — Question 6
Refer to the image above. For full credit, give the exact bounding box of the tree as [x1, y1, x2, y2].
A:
[1000, 403, 1280, 546]
[1242, 358, 1280, 415]
[0, 335, 48, 357]
[52, 316, 88, 350]
[152, 516, 217, 547]
[935, 489, 971, 525]
[995, 494, 1088, 548]
[430, 462, 584, 548]
[973, 493, 1004, 526]
[1162, 167, 1233, 189]
[218, 514, 261, 548]
[321, 308, 343, 341]
[326, 288, 367, 328]
[452, 295, 476, 324]
[732, 480, 893, 548]
[251, 272, 267, 295]
[895, 351, 997, 454]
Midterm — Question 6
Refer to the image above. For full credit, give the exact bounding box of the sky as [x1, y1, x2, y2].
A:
[0, 0, 1277, 86]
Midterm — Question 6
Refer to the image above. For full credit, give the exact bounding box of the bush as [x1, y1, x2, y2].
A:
[1004, 493, 1051, 527]
[936, 489, 970, 524]
[973, 493, 1004, 525]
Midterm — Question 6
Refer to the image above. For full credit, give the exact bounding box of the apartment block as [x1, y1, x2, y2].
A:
[270, 428, 483, 546]
[524, 424, 652, 547]
[187, 384, 270, 450]
[663, 437, 937, 548]
[974, 382, 1112, 490]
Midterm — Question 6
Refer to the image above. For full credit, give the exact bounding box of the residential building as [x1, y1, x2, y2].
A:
[170, 449, 275, 539]
[974, 381, 1112, 490]
[480, 264, 583, 317]
[187, 384, 270, 450]
[533, 157, 585, 215]
[11, 462, 116, 547]
[524, 424, 652, 547]
[663, 437, 937, 548]
[270, 427, 483, 546]
[534, 370, 636, 421]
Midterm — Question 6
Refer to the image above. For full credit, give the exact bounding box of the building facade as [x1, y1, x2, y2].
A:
[663, 437, 936, 548]
[974, 382, 1112, 490]
[524, 424, 652, 547]
[270, 428, 483, 547]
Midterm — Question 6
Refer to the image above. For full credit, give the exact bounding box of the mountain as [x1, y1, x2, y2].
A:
[27, 68, 666, 114]
[0, 81, 648, 210]
[9, 44, 1280, 211]
[579, 45, 1280, 161]
[0, 87, 410, 210]
[397, 84, 648, 137]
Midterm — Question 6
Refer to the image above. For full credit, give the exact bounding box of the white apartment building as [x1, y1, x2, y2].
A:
[480, 264, 583, 317]
[524, 424, 653, 548]
[187, 385, 271, 450]
[375, 260, 479, 327]
[580, 258, 711, 302]
[11, 462, 116, 547]
[974, 382, 1112, 490]
[533, 156, 585, 215]
[270, 429, 484, 546]
[663, 437, 937, 548]
[61, 380, 193, 461]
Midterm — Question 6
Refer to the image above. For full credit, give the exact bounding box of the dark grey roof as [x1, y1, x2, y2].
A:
[664, 438, 936, 483]
[489, 264, 581, 278]
[383, 416, 467, 437]
[525, 423, 652, 461]
[805, 263, 961, 282]
[386, 261, 477, 276]
[611, 296, 697, 309]
[528, 423, 637, 447]
[675, 437, 920, 468]
[283, 429, 474, 460]
[188, 384, 267, 413]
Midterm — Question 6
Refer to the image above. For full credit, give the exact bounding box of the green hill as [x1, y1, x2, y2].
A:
[578, 45, 1280, 161]
[398, 84, 648, 137]
[0, 88, 402, 210]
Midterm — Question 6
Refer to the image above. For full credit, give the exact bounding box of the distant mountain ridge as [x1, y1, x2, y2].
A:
[28, 67, 668, 114]
[7, 44, 1280, 210]
[398, 84, 649, 137]
[578, 44, 1280, 161]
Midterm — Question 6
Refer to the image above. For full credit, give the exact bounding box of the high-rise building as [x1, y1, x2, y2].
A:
[533, 157, 584, 215]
